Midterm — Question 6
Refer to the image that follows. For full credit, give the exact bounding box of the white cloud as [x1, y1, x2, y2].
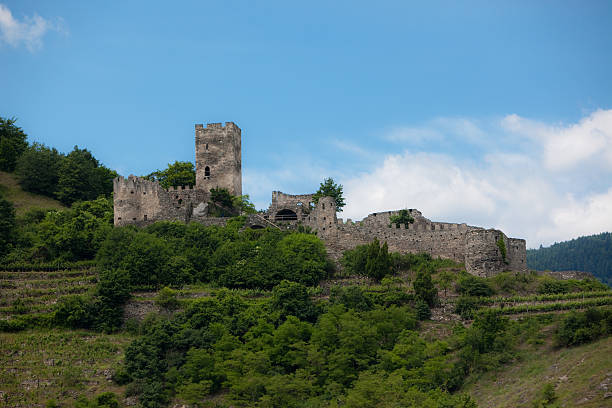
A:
[502, 109, 612, 172]
[341, 110, 612, 248]
[0, 4, 63, 52]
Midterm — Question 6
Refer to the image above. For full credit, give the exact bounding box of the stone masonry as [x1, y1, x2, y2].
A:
[113, 121, 527, 277]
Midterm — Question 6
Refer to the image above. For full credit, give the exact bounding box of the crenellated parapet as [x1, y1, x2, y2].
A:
[113, 175, 208, 226]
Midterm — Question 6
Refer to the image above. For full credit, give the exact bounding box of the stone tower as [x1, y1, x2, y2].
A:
[195, 122, 242, 196]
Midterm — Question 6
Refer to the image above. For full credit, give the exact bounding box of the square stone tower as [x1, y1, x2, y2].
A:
[195, 122, 242, 196]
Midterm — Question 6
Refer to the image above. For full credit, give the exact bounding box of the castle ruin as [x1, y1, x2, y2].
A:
[113, 121, 527, 277]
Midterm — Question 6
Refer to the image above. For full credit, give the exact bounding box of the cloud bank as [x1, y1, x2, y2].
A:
[0, 4, 63, 51]
[341, 110, 612, 248]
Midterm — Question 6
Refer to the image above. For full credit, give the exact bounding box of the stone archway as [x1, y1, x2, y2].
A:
[275, 208, 298, 221]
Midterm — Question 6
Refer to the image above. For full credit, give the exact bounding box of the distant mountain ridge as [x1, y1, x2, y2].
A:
[527, 232, 612, 286]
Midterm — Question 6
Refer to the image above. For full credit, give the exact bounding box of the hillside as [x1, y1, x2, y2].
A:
[0, 171, 66, 215]
[527, 233, 612, 286]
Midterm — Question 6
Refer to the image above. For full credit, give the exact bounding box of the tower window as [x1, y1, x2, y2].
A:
[205, 166, 210, 178]
[205, 143, 209, 150]
[144, 215, 147, 220]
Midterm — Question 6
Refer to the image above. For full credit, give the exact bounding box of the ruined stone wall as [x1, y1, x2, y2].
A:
[268, 191, 314, 221]
[302, 207, 526, 276]
[113, 175, 207, 226]
[195, 122, 242, 196]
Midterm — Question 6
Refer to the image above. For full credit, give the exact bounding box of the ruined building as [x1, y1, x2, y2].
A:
[113, 121, 527, 277]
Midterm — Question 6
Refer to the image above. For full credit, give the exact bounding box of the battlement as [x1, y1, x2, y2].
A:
[199, 122, 240, 130]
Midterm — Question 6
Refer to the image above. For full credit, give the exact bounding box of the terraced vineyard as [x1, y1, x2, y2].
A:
[452, 289, 612, 320]
[0, 266, 98, 321]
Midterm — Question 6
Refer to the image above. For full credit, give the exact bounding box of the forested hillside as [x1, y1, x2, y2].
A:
[527, 233, 612, 286]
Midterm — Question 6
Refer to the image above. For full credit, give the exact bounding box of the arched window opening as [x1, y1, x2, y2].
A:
[205, 166, 211, 178]
[275, 209, 298, 221]
[178, 199, 183, 205]
[144, 215, 147, 221]
[205, 143, 209, 150]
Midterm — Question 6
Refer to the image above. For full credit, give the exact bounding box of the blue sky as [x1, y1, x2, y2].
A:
[1, 1, 612, 247]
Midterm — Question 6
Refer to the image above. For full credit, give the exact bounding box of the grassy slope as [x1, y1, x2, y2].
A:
[0, 170, 66, 215]
[0, 329, 134, 407]
[464, 335, 612, 408]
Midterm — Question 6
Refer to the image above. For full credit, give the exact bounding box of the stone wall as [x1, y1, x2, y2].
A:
[113, 175, 207, 226]
[300, 205, 527, 276]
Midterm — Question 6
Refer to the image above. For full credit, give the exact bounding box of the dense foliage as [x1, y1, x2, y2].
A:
[15, 142, 63, 197]
[554, 308, 612, 347]
[145, 161, 196, 189]
[3, 196, 114, 263]
[0, 117, 28, 172]
[527, 232, 612, 286]
[312, 177, 346, 212]
[341, 238, 392, 281]
[119, 287, 493, 407]
[55, 146, 117, 206]
[0, 192, 16, 257]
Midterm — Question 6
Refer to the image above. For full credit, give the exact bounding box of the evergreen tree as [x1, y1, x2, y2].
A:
[364, 238, 392, 281]
[0, 117, 28, 172]
[413, 267, 438, 307]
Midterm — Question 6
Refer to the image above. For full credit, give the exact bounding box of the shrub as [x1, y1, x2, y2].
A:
[271, 280, 318, 322]
[457, 275, 495, 297]
[341, 238, 392, 281]
[155, 287, 180, 310]
[330, 286, 373, 312]
[454, 296, 480, 319]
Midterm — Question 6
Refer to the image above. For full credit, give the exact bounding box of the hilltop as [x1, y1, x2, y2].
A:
[527, 233, 612, 286]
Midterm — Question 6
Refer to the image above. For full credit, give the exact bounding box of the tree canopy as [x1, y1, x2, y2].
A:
[56, 146, 117, 206]
[145, 161, 196, 189]
[16, 143, 64, 197]
[312, 177, 346, 212]
[0, 117, 28, 172]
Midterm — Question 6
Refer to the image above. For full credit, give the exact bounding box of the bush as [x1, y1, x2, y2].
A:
[155, 287, 180, 310]
[271, 280, 319, 322]
[341, 238, 392, 281]
[457, 275, 495, 297]
[554, 308, 611, 347]
[330, 286, 374, 312]
[454, 296, 480, 319]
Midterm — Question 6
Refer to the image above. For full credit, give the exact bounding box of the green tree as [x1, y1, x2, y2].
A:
[56, 146, 117, 205]
[0, 117, 28, 172]
[145, 160, 195, 189]
[0, 194, 16, 258]
[389, 209, 415, 228]
[36, 196, 114, 261]
[437, 270, 454, 297]
[413, 267, 438, 307]
[365, 238, 392, 281]
[209, 187, 237, 217]
[271, 280, 318, 322]
[16, 143, 64, 197]
[312, 177, 346, 212]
